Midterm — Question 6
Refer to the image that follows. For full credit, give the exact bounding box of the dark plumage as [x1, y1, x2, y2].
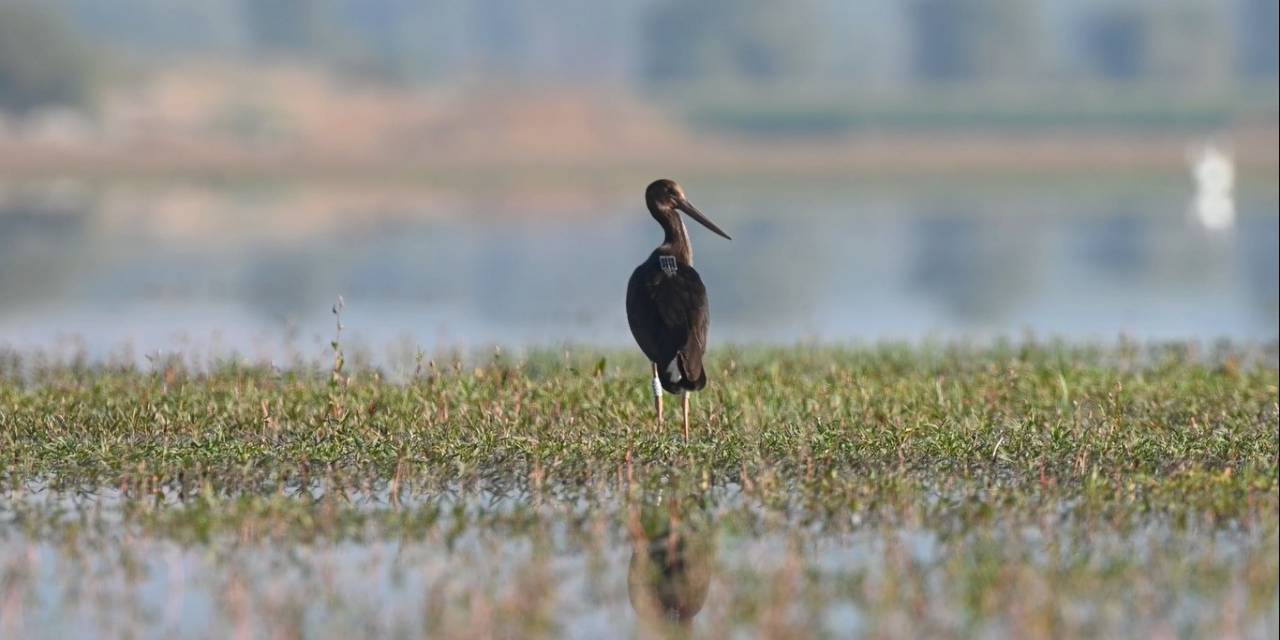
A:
[626, 498, 714, 627]
[627, 524, 712, 625]
[626, 179, 730, 432]
[626, 253, 709, 393]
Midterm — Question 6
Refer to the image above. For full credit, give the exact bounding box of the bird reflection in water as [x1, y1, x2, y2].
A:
[626, 493, 714, 632]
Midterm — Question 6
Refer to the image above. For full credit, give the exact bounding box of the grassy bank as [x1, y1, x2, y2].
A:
[1, 343, 1277, 636]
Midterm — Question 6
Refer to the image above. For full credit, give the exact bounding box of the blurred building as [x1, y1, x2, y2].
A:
[14, 0, 1276, 92]
[1236, 0, 1280, 78]
[0, 0, 1275, 147]
[1073, 1, 1232, 92]
[905, 0, 1042, 84]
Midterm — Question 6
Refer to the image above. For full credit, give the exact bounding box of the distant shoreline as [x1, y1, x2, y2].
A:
[2, 127, 1276, 184]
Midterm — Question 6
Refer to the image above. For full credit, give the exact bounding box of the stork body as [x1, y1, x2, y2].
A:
[626, 179, 731, 438]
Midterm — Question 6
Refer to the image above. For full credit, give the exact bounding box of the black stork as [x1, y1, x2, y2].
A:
[626, 179, 731, 439]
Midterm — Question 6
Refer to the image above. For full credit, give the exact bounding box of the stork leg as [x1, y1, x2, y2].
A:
[651, 362, 663, 425]
[682, 392, 690, 441]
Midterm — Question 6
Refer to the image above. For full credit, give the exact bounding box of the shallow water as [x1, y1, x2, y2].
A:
[1, 176, 1276, 361]
[2, 489, 1276, 638]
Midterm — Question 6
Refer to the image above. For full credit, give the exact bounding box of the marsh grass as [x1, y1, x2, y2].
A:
[1, 342, 1277, 637]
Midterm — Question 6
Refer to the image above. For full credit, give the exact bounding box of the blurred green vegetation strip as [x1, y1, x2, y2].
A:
[0, 343, 1276, 528]
[687, 103, 1238, 135]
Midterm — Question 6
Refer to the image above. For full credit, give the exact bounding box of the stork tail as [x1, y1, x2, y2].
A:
[659, 353, 706, 393]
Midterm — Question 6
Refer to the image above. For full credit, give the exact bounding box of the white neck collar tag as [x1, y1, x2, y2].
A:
[659, 255, 678, 276]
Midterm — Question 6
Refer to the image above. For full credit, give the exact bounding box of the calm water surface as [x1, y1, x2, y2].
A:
[3, 490, 1273, 638]
[1, 176, 1276, 359]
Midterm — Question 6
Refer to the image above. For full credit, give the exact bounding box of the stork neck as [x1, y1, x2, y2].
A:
[660, 213, 693, 264]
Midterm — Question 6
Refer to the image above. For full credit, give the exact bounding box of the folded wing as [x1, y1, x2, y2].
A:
[626, 259, 710, 392]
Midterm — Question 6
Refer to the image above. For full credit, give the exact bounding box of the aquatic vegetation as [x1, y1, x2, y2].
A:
[1, 343, 1276, 637]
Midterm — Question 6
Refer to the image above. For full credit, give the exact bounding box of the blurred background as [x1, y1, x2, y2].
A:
[0, 0, 1276, 360]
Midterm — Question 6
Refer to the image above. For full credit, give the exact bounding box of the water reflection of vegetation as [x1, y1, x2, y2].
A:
[0, 196, 88, 312]
[908, 210, 1045, 323]
[2, 182, 1277, 344]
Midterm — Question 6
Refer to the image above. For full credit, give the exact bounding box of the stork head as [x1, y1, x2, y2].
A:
[645, 179, 731, 240]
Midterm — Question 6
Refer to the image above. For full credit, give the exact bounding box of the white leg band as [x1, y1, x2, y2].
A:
[651, 375, 662, 399]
